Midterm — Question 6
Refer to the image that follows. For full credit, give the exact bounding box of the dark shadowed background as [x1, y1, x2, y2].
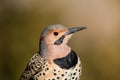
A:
[0, 0, 120, 80]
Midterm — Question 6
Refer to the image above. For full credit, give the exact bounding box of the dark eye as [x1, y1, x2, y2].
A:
[53, 32, 59, 36]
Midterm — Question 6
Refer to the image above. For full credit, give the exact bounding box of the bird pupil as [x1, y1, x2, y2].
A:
[54, 32, 58, 36]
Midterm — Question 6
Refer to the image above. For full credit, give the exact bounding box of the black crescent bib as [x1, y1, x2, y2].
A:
[53, 50, 78, 69]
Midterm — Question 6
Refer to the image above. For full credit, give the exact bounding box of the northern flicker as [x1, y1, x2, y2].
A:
[20, 24, 86, 80]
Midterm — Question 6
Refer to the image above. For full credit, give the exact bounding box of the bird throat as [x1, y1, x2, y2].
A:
[40, 41, 71, 62]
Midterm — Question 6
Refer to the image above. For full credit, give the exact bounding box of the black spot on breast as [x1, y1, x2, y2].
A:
[64, 78, 67, 80]
[57, 77, 60, 79]
[54, 69, 56, 71]
[73, 73, 76, 75]
[75, 69, 78, 71]
[53, 50, 78, 69]
[43, 73, 45, 75]
[72, 77, 75, 79]
[53, 73, 57, 75]
[29, 77, 35, 80]
[46, 68, 49, 70]
[75, 78, 78, 80]
[61, 74, 64, 76]
[39, 73, 41, 76]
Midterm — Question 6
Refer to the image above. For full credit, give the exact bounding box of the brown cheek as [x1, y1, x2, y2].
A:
[44, 36, 53, 45]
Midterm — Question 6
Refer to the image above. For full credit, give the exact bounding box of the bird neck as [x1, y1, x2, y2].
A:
[40, 42, 71, 62]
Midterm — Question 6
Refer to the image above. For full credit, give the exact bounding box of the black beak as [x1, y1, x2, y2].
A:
[54, 26, 87, 45]
[65, 26, 87, 35]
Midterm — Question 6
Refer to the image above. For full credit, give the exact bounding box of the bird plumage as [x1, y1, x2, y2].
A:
[20, 24, 86, 80]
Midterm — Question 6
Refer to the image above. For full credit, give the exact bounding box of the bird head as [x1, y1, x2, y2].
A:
[39, 24, 86, 58]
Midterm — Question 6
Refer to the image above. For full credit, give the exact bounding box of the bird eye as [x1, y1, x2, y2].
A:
[53, 32, 59, 36]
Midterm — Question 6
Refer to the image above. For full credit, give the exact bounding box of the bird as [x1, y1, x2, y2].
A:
[20, 24, 86, 80]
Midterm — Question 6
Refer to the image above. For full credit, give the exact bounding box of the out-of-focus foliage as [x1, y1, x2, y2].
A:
[0, 0, 120, 80]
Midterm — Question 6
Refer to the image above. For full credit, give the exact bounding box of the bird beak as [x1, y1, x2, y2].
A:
[65, 26, 87, 35]
[54, 26, 86, 45]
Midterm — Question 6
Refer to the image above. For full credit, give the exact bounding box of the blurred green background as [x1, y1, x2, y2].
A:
[0, 0, 120, 80]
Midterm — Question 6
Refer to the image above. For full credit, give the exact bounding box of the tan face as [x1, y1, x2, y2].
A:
[44, 29, 68, 45]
